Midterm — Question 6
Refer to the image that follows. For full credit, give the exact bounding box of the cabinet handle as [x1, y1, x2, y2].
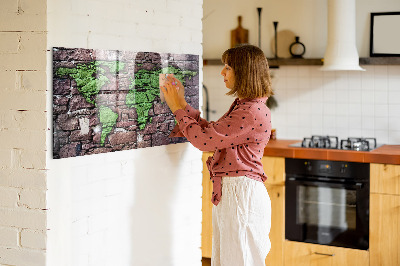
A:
[314, 252, 335, 257]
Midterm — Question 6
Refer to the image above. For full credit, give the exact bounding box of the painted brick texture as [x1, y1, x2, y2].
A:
[46, 0, 203, 266]
[0, 0, 48, 265]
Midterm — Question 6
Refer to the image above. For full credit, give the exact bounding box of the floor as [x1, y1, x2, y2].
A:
[202, 257, 211, 266]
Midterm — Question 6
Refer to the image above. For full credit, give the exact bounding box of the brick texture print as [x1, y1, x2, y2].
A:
[52, 47, 199, 159]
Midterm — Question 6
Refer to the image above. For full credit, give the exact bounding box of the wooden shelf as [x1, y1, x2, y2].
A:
[359, 57, 400, 65]
[203, 58, 323, 67]
[203, 57, 400, 67]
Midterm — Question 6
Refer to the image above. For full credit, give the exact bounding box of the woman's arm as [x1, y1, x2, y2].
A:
[161, 76, 210, 129]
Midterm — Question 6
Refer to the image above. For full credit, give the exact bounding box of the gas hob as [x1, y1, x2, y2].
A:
[289, 135, 382, 151]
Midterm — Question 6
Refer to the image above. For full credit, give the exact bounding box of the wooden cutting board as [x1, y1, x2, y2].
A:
[231, 16, 249, 48]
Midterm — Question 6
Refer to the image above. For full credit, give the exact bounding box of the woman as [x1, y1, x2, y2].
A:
[161, 44, 273, 266]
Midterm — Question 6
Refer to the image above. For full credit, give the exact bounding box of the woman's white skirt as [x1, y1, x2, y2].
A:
[212, 176, 271, 266]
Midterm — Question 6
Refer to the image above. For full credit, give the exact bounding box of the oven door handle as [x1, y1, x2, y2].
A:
[286, 177, 364, 189]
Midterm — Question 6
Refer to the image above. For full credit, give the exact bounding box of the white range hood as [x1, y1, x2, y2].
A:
[320, 0, 365, 71]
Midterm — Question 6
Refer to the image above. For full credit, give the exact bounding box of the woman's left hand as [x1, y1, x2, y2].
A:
[160, 76, 185, 113]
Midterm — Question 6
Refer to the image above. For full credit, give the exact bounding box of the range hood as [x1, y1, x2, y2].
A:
[320, 0, 365, 71]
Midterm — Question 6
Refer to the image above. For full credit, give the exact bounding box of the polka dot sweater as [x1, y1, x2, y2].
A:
[170, 97, 272, 206]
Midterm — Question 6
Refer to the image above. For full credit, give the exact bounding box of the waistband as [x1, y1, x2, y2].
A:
[222, 176, 250, 184]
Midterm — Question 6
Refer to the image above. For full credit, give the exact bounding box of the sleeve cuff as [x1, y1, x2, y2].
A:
[168, 109, 187, 138]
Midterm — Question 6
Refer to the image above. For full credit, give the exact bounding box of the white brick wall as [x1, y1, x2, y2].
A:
[0, 0, 48, 265]
[46, 1, 203, 266]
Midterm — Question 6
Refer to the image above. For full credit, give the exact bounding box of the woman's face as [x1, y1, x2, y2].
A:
[220, 64, 235, 89]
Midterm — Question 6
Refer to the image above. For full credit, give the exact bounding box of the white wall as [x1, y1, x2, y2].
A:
[46, 0, 203, 266]
[203, 0, 400, 145]
[0, 0, 48, 265]
[203, 0, 400, 58]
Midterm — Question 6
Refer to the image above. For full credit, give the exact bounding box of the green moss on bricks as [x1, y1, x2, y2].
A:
[56, 61, 125, 146]
[127, 66, 197, 130]
[55, 61, 125, 105]
[98, 105, 118, 146]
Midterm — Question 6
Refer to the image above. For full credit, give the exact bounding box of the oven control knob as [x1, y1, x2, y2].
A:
[304, 161, 312, 171]
[340, 164, 347, 174]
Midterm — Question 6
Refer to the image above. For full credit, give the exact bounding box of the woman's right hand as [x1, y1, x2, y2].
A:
[170, 76, 187, 108]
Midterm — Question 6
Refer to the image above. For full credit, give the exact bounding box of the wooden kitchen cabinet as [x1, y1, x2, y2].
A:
[370, 163, 400, 266]
[261, 156, 285, 266]
[284, 241, 369, 266]
[202, 152, 213, 258]
[370, 163, 400, 195]
[201, 154, 286, 265]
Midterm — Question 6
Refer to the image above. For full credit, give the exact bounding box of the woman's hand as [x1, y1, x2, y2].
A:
[174, 77, 187, 108]
[160, 76, 186, 113]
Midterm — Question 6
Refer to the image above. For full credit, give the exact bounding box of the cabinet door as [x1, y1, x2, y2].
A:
[261, 156, 285, 185]
[370, 163, 400, 195]
[202, 152, 213, 258]
[370, 193, 400, 266]
[264, 184, 284, 266]
[284, 241, 369, 266]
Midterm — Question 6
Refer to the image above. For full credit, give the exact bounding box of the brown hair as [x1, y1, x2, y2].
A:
[221, 44, 273, 99]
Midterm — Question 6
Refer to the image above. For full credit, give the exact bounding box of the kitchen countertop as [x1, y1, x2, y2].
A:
[263, 139, 400, 165]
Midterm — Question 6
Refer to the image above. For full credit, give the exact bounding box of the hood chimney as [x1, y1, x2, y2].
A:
[320, 0, 365, 71]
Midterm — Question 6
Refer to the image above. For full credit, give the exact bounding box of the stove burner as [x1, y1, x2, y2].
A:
[295, 136, 378, 151]
[340, 137, 377, 151]
[301, 135, 339, 149]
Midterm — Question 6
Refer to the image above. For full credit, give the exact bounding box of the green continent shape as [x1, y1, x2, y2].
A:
[55, 61, 125, 105]
[98, 105, 118, 146]
[126, 66, 197, 130]
[56, 61, 125, 145]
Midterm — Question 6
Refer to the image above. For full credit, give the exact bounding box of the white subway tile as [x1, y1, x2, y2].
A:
[389, 104, 400, 117]
[374, 65, 388, 77]
[285, 66, 298, 77]
[374, 117, 389, 130]
[336, 116, 348, 129]
[298, 77, 311, 89]
[322, 115, 336, 131]
[374, 90, 388, 104]
[336, 90, 349, 104]
[348, 90, 362, 104]
[388, 91, 400, 105]
[336, 103, 349, 116]
[348, 116, 362, 129]
[362, 116, 375, 130]
[361, 104, 375, 117]
[388, 131, 400, 143]
[323, 103, 336, 116]
[361, 76, 374, 91]
[361, 90, 375, 104]
[374, 130, 389, 144]
[298, 67, 311, 78]
[388, 76, 400, 91]
[375, 104, 389, 117]
[388, 117, 400, 131]
[335, 72, 349, 90]
[348, 128, 362, 137]
[347, 71, 362, 90]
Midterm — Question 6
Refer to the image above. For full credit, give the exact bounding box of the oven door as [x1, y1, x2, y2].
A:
[285, 177, 369, 250]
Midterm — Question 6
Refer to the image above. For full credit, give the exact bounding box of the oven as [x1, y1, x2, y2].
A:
[285, 158, 370, 250]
